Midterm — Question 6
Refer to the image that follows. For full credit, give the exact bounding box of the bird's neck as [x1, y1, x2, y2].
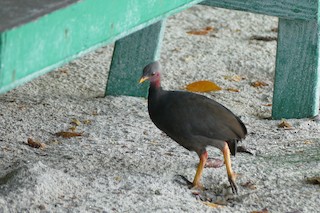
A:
[148, 78, 163, 101]
[150, 76, 161, 89]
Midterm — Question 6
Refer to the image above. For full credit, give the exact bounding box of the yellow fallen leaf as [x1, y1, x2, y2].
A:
[202, 202, 223, 208]
[186, 80, 222, 92]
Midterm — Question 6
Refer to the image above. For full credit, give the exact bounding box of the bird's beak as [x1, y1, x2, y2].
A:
[139, 76, 149, 84]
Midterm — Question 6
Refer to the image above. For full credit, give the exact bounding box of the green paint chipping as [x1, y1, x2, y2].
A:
[0, 0, 203, 94]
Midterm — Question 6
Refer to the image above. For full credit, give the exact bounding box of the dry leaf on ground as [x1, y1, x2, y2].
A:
[278, 120, 292, 129]
[303, 140, 314, 145]
[55, 131, 83, 138]
[202, 202, 223, 208]
[69, 126, 77, 132]
[70, 119, 81, 126]
[305, 176, 320, 185]
[187, 26, 214, 35]
[262, 103, 272, 106]
[241, 181, 257, 190]
[250, 35, 277, 41]
[186, 80, 221, 92]
[27, 138, 45, 149]
[251, 81, 269, 87]
[83, 120, 92, 125]
[226, 88, 240, 92]
[251, 208, 269, 213]
[224, 75, 244, 82]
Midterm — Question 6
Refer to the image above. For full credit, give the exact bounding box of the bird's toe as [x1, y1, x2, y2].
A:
[228, 175, 238, 194]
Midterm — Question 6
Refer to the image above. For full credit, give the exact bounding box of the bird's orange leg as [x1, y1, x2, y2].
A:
[223, 142, 238, 194]
[192, 151, 208, 189]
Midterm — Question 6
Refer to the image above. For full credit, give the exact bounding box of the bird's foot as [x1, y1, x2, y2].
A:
[228, 173, 238, 194]
[190, 183, 205, 191]
[205, 158, 224, 168]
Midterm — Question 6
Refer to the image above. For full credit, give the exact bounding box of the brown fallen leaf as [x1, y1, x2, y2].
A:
[186, 80, 222, 92]
[187, 26, 214, 35]
[27, 138, 46, 149]
[251, 208, 268, 213]
[271, 27, 278, 32]
[59, 68, 69, 74]
[250, 35, 277, 41]
[202, 201, 223, 208]
[278, 120, 292, 129]
[306, 176, 320, 185]
[55, 131, 83, 138]
[251, 81, 269, 87]
[241, 181, 257, 190]
[70, 118, 81, 126]
[224, 75, 244, 82]
[226, 88, 240, 92]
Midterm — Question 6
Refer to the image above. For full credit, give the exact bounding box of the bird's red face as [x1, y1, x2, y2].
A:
[139, 71, 160, 84]
[139, 61, 161, 84]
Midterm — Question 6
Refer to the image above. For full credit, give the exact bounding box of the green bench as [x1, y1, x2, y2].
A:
[0, 0, 319, 119]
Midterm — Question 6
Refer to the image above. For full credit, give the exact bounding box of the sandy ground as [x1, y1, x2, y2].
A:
[1, 5, 320, 213]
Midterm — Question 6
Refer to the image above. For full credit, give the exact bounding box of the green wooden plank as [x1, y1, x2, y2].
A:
[0, 0, 203, 94]
[272, 19, 319, 119]
[106, 21, 165, 97]
[201, 0, 317, 20]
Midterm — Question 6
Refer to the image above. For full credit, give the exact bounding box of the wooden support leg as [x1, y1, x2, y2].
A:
[105, 20, 166, 97]
[272, 19, 319, 119]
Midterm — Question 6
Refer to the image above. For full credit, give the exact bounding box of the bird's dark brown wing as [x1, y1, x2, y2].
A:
[149, 90, 247, 146]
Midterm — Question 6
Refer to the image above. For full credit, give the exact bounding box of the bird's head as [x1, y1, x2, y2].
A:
[139, 61, 161, 85]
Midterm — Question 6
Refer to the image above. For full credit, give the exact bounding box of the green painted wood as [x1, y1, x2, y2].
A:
[272, 19, 319, 119]
[0, 0, 203, 94]
[106, 21, 165, 97]
[201, 0, 317, 20]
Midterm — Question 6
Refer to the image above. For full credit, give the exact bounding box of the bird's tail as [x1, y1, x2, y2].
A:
[226, 139, 238, 156]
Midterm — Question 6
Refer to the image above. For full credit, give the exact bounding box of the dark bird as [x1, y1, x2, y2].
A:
[139, 61, 247, 194]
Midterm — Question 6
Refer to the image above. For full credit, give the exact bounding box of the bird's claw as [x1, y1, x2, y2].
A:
[228, 175, 238, 194]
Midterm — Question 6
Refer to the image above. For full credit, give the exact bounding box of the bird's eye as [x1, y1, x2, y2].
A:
[151, 72, 156, 76]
